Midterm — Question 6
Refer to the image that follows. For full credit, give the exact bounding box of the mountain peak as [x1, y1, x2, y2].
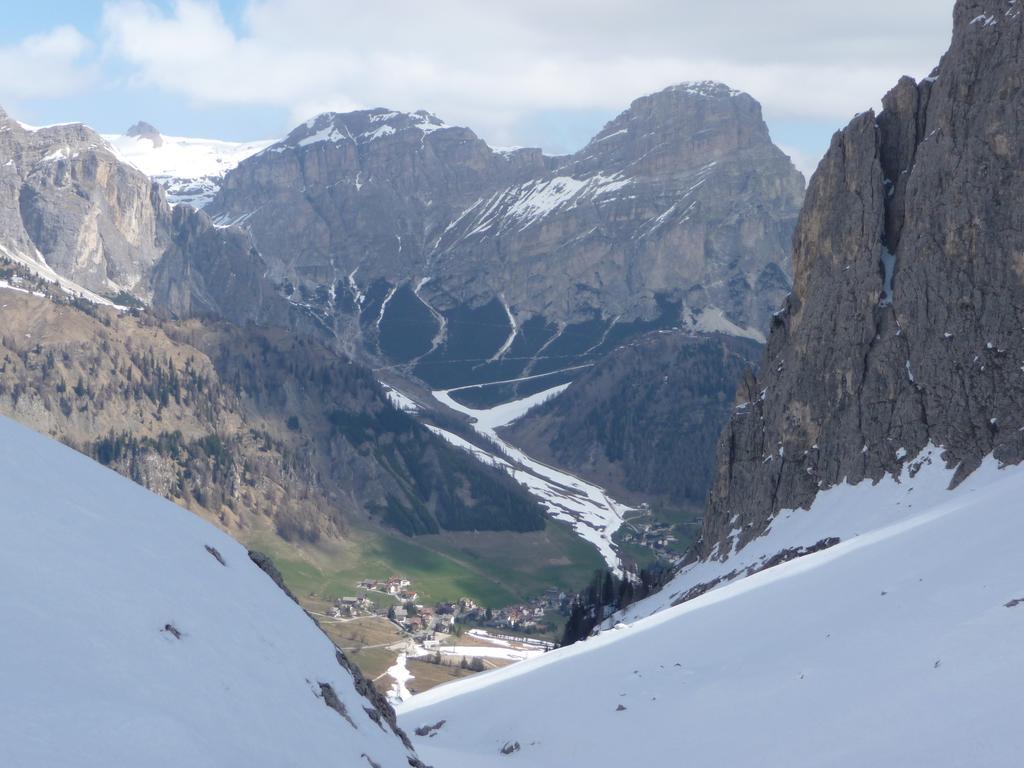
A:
[125, 121, 163, 148]
[0, 106, 14, 135]
[660, 80, 744, 99]
[578, 79, 777, 176]
[701, 0, 1024, 557]
[276, 108, 453, 152]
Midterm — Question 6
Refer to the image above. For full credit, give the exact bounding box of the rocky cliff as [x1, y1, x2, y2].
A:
[0, 110, 168, 298]
[0, 110, 273, 312]
[0, 114, 547, 541]
[702, 0, 1024, 557]
[208, 109, 549, 284]
[431, 83, 802, 332]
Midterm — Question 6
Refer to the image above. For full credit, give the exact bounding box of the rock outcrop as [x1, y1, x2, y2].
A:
[125, 121, 163, 148]
[702, 0, 1024, 556]
[0, 110, 169, 297]
[151, 204, 286, 327]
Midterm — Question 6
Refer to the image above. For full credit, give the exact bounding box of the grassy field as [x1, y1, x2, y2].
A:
[239, 516, 602, 690]
[242, 517, 604, 611]
[612, 531, 661, 570]
[404, 659, 480, 695]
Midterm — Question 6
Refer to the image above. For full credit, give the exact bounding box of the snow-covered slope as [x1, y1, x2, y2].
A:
[0, 416, 420, 768]
[104, 127, 273, 208]
[398, 451, 1024, 767]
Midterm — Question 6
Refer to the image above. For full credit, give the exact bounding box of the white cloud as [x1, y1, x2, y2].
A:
[99, 0, 956, 146]
[0, 26, 95, 102]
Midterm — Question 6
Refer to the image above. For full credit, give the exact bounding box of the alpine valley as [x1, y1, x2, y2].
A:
[3, 0, 1023, 764]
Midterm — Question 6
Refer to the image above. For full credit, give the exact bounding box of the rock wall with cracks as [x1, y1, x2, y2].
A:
[702, 0, 1024, 556]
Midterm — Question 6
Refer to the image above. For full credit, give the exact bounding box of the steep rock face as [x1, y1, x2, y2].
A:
[504, 331, 761, 513]
[432, 83, 803, 331]
[207, 109, 549, 284]
[703, 0, 1024, 556]
[0, 111, 168, 296]
[152, 204, 286, 327]
[0, 111, 276, 308]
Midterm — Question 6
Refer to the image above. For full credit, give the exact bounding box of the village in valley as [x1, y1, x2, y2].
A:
[311, 574, 565, 702]
[302, 504, 689, 703]
[329, 575, 568, 637]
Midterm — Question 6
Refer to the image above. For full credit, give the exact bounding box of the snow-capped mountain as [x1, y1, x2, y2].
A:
[398, 451, 1024, 767]
[206, 86, 802, 360]
[0, 414, 422, 767]
[0, 103, 550, 580]
[104, 122, 274, 208]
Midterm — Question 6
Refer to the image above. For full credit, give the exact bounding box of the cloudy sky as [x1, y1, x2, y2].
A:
[2, 1, 957, 176]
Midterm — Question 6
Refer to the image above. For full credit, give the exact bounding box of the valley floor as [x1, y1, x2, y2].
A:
[241, 518, 598, 695]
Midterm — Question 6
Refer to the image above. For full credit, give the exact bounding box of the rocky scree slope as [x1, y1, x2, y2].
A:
[702, 0, 1024, 557]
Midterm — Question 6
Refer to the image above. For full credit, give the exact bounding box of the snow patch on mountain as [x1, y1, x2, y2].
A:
[0, 242, 117, 306]
[666, 80, 744, 99]
[687, 306, 767, 343]
[272, 109, 451, 154]
[461, 172, 632, 236]
[424, 383, 630, 571]
[103, 129, 274, 208]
